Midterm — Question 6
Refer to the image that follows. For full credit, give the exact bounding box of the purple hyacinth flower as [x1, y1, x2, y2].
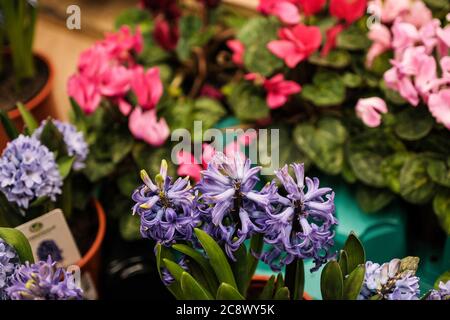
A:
[132, 160, 199, 245]
[0, 135, 63, 209]
[358, 259, 420, 300]
[6, 257, 83, 300]
[37, 240, 63, 263]
[261, 163, 337, 272]
[196, 153, 274, 259]
[427, 281, 450, 300]
[33, 119, 89, 171]
[0, 238, 19, 300]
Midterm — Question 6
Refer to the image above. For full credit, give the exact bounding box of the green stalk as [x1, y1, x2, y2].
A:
[285, 258, 305, 300]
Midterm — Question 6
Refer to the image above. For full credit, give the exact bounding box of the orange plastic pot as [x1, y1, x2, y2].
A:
[0, 51, 57, 149]
[251, 275, 312, 300]
[76, 200, 107, 293]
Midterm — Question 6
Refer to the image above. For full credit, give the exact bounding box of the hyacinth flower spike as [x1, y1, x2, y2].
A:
[262, 163, 338, 272]
[197, 153, 275, 259]
[132, 160, 199, 245]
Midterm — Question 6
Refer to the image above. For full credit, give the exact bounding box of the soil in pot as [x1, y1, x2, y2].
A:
[0, 54, 49, 111]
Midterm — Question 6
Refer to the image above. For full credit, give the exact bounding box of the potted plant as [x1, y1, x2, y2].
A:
[0, 105, 106, 290]
[0, 0, 56, 149]
[0, 227, 84, 300]
[129, 154, 449, 300]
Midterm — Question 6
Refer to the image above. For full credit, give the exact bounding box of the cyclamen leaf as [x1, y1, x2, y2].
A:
[301, 71, 346, 107]
[427, 158, 450, 188]
[227, 81, 270, 122]
[394, 108, 434, 141]
[433, 189, 450, 235]
[356, 185, 394, 213]
[399, 156, 436, 204]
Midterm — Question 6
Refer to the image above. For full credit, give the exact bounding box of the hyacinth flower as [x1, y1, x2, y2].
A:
[426, 281, 450, 300]
[261, 163, 337, 272]
[0, 239, 19, 300]
[196, 153, 275, 259]
[33, 120, 89, 171]
[161, 256, 189, 286]
[358, 258, 420, 300]
[6, 256, 83, 300]
[0, 135, 63, 210]
[132, 160, 199, 245]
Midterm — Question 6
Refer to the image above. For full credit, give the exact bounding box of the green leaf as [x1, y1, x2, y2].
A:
[274, 287, 290, 300]
[237, 17, 283, 76]
[301, 71, 346, 107]
[259, 275, 276, 300]
[39, 120, 67, 157]
[227, 81, 270, 122]
[321, 261, 343, 300]
[293, 117, 347, 175]
[69, 98, 87, 133]
[216, 283, 245, 300]
[57, 156, 75, 179]
[194, 228, 237, 289]
[342, 73, 363, 88]
[343, 265, 365, 300]
[400, 156, 436, 204]
[427, 158, 450, 188]
[176, 15, 203, 61]
[380, 152, 412, 193]
[0, 109, 18, 140]
[356, 185, 395, 213]
[337, 25, 370, 50]
[394, 108, 434, 141]
[0, 227, 34, 263]
[275, 273, 285, 292]
[16, 102, 38, 133]
[347, 131, 405, 187]
[342, 232, 365, 274]
[156, 244, 183, 299]
[338, 250, 348, 276]
[117, 172, 140, 197]
[433, 189, 450, 235]
[371, 53, 392, 76]
[172, 243, 219, 294]
[180, 271, 213, 300]
[380, 80, 407, 105]
[114, 8, 153, 32]
[308, 50, 351, 69]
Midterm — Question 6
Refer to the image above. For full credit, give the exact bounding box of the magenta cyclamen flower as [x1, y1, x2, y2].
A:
[132, 160, 199, 245]
[261, 163, 337, 271]
[6, 257, 83, 300]
[358, 259, 420, 300]
[197, 153, 274, 259]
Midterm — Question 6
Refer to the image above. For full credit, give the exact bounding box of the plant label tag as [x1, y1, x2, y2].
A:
[15, 209, 82, 267]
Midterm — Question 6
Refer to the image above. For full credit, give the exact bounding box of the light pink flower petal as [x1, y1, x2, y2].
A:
[118, 98, 132, 116]
[272, 2, 301, 25]
[267, 92, 288, 109]
[267, 40, 296, 60]
[428, 89, 450, 129]
[355, 97, 388, 128]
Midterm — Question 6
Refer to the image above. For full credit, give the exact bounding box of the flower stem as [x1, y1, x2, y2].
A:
[285, 258, 305, 300]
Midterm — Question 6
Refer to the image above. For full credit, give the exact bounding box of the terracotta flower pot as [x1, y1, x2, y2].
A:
[250, 275, 312, 300]
[0, 51, 57, 149]
[76, 200, 107, 294]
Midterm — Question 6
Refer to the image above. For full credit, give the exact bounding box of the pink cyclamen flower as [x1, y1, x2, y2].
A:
[153, 17, 180, 51]
[296, 0, 326, 16]
[329, 0, 367, 24]
[366, 24, 391, 67]
[437, 25, 450, 56]
[98, 65, 131, 97]
[177, 150, 202, 182]
[68, 74, 102, 114]
[355, 97, 388, 128]
[428, 89, 450, 129]
[402, 0, 432, 29]
[245, 73, 301, 109]
[322, 24, 345, 57]
[128, 108, 170, 146]
[371, 0, 409, 24]
[226, 40, 245, 66]
[258, 0, 301, 25]
[267, 24, 322, 68]
[77, 44, 110, 80]
[103, 25, 143, 59]
[419, 19, 440, 53]
[391, 21, 419, 52]
[131, 66, 163, 110]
